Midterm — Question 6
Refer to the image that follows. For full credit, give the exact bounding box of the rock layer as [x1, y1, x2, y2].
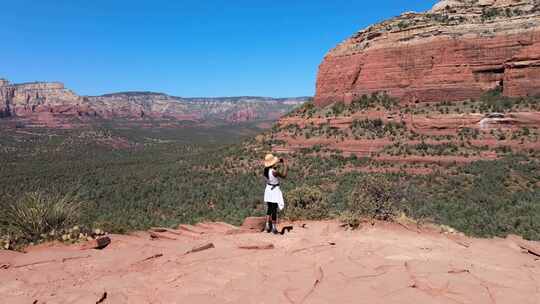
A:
[0, 80, 86, 118]
[0, 79, 307, 126]
[315, 0, 540, 107]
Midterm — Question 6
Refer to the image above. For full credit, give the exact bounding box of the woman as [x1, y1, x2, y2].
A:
[263, 153, 288, 234]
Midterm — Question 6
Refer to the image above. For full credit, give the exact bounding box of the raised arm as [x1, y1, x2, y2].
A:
[273, 158, 288, 178]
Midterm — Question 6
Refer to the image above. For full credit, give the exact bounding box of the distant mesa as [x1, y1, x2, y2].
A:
[99, 91, 168, 98]
[315, 0, 540, 107]
[0, 78, 308, 127]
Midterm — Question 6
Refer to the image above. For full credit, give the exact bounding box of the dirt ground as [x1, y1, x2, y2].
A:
[1, 221, 539, 304]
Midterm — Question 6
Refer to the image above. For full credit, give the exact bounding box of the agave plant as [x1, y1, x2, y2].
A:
[1, 192, 82, 242]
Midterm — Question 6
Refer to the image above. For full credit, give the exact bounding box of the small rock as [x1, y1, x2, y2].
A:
[238, 242, 274, 250]
[80, 236, 111, 250]
[185, 242, 215, 255]
[149, 232, 177, 240]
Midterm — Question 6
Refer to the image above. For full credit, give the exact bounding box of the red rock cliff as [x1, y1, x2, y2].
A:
[314, 0, 540, 107]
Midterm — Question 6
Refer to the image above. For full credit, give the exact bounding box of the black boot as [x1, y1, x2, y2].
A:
[271, 223, 279, 235]
[265, 221, 272, 233]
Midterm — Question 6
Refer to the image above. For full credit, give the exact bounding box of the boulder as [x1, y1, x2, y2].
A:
[241, 217, 267, 231]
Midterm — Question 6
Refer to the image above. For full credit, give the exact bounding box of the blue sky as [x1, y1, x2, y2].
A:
[0, 0, 437, 97]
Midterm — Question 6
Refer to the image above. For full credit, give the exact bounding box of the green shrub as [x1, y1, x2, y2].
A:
[338, 210, 361, 230]
[414, 142, 459, 156]
[458, 127, 480, 139]
[482, 7, 501, 20]
[0, 192, 82, 242]
[350, 92, 398, 111]
[396, 20, 410, 30]
[351, 118, 405, 138]
[479, 87, 515, 113]
[290, 100, 316, 118]
[331, 102, 346, 116]
[346, 175, 407, 221]
[284, 185, 329, 220]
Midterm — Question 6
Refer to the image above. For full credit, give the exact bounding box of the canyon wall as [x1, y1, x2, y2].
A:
[0, 79, 307, 126]
[0, 79, 87, 118]
[315, 0, 540, 107]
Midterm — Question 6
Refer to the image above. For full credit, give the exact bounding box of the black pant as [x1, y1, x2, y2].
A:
[266, 202, 278, 221]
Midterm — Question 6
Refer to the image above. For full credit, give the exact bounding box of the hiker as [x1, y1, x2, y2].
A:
[263, 153, 288, 234]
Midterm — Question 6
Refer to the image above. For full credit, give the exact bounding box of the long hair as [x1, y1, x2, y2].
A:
[263, 166, 271, 179]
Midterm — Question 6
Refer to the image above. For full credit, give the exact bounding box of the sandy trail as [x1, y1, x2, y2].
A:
[1, 221, 539, 304]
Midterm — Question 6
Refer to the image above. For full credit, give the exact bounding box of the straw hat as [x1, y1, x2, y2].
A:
[264, 153, 280, 168]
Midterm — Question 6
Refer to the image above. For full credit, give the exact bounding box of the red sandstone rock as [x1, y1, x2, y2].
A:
[241, 217, 267, 231]
[314, 0, 540, 107]
[238, 242, 275, 250]
[507, 234, 540, 257]
[3, 221, 540, 303]
[79, 237, 111, 250]
[149, 231, 178, 241]
[178, 224, 207, 235]
[185, 242, 215, 255]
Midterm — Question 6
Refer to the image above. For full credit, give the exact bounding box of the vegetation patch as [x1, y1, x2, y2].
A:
[349, 92, 399, 112]
[351, 119, 406, 139]
[284, 186, 329, 221]
[346, 175, 408, 221]
[1, 108, 539, 249]
[0, 192, 87, 249]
